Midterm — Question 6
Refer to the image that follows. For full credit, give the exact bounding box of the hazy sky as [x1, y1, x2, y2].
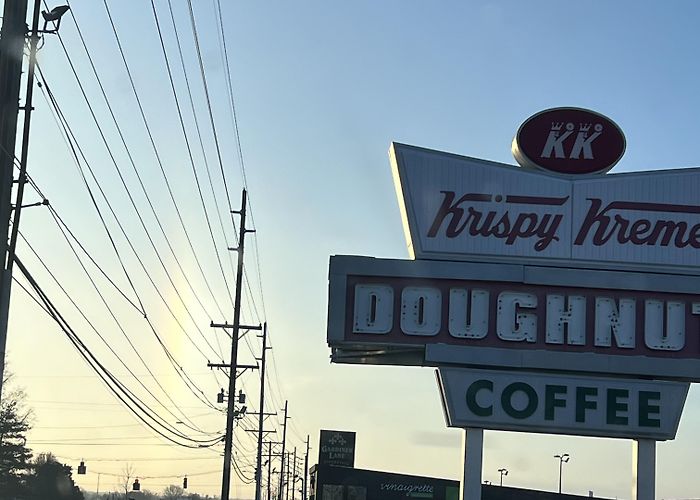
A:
[3, 1, 700, 498]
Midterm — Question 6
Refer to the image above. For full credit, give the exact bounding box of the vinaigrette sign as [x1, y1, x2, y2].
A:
[390, 142, 700, 272]
[437, 367, 689, 440]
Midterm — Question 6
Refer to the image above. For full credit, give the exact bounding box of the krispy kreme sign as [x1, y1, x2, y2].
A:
[390, 142, 700, 272]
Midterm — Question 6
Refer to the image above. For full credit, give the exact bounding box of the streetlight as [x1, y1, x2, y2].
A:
[497, 468, 508, 486]
[554, 453, 570, 494]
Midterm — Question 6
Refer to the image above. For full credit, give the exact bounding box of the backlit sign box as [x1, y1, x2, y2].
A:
[511, 107, 626, 175]
[326, 255, 700, 381]
[319, 430, 356, 468]
[390, 142, 700, 273]
[437, 367, 689, 440]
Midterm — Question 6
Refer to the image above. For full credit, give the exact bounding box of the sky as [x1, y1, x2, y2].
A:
[2, 1, 700, 499]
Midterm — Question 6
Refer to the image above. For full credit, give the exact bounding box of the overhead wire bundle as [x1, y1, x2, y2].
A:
[6, 0, 312, 488]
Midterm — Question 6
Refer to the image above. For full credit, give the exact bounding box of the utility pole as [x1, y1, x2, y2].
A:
[285, 452, 291, 500]
[303, 435, 309, 500]
[266, 441, 272, 500]
[278, 400, 289, 500]
[292, 447, 297, 500]
[0, 0, 29, 401]
[218, 189, 257, 500]
[0, 0, 68, 402]
[254, 323, 270, 500]
[263, 440, 283, 500]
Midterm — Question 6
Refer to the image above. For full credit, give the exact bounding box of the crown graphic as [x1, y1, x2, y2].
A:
[579, 123, 592, 132]
[551, 122, 564, 131]
[328, 433, 347, 446]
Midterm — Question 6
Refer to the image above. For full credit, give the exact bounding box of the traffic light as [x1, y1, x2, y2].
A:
[132, 479, 140, 491]
[183, 477, 188, 489]
[77, 460, 86, 475]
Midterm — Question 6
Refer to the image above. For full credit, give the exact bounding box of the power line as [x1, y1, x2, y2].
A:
[53, 18, 223, 362]
[14, 255, 223, 448]
[36, 68, 224, 403]
[32, 76, 224, 414]
[98, 0, 233, 339]
[17, 237, 222, 437]
[19, 230, 213, 435]
[212, 0, 268, 323]
[149, 0, 238, 318]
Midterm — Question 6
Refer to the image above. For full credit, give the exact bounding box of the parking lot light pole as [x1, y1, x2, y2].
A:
[497, 468, 508, 487]
[554, 453, 570, 494]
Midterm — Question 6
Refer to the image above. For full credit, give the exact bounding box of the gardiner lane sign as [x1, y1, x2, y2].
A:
[390, 142, 700, 273]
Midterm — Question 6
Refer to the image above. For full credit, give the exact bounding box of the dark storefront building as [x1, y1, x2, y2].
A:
[310, 464, 608, 500]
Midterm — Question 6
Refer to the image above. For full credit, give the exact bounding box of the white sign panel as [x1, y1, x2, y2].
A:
[437, 367, 689, 440]
[390, 142, 700, 273]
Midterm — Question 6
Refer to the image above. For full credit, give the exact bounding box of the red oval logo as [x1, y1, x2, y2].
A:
[512, 107, 625, 175]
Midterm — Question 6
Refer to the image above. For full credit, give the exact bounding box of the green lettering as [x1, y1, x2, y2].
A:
[575, 386, 597, 423]
[501, 382, 538, 419]
[466, 379, 493, 417]
[606, 388, 629, 425]
[544, 385, 567, 421]
[638, 391, 661, 428]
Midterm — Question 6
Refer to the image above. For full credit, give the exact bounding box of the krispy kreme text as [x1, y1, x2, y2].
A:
[429, 191, 700, 252]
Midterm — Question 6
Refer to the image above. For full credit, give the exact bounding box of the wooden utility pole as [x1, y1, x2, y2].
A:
[266, 441, 273, 500]
[0, 0, 68, 403]
[303, 435, 309, 500]
[218, 189, 258, 500]
[254, 323, 270, 500]
[285, 452, 291, 500]
[278, 400, 288, 500]
[292, 447, 297, 500]
[0, 0, 28, 401]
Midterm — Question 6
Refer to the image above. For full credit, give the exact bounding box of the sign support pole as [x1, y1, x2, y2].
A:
[459, 428, 483, 500]
[633, 439, 655, 500]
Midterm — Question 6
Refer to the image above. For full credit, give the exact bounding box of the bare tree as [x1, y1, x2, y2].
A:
[120, 463, 136, 500]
